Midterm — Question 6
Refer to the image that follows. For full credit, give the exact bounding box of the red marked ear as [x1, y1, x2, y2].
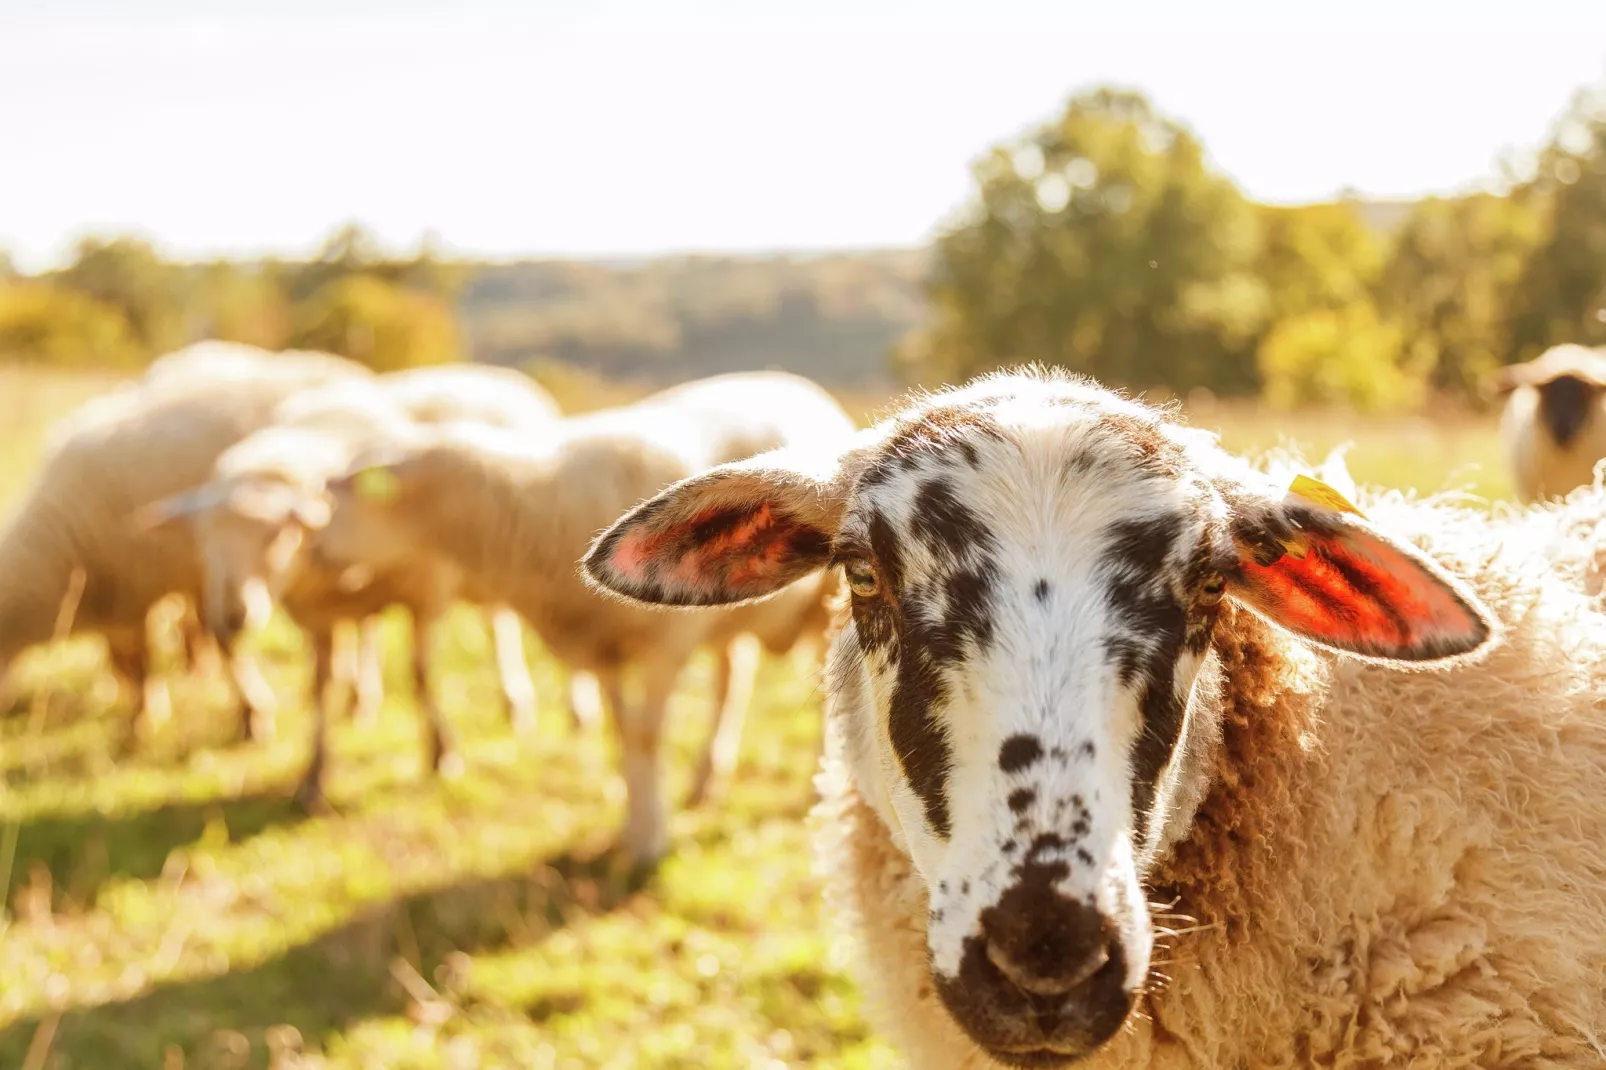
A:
[1227, 502, 1495, 663]
[584, 450, 848, 607]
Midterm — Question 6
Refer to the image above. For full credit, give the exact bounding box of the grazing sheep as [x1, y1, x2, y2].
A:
[376, 363, 592, 731]
[584, 368, 1606, 1068]
[1493, 342, 1606, 503]
[0, 357, 369, 738]
[142, 340, 373, 391]
[139, 384, 478, 805]
[378, 363, 562, 429]
[318, 372, 858, 860]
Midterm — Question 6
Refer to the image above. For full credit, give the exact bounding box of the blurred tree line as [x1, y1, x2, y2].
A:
[0, 224, 464, 372]
[3, 77, 1604, 406]
[902, 82, 1606, 409]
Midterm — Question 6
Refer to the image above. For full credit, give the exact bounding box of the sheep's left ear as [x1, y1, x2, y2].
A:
[1224, 482, 1495, 663]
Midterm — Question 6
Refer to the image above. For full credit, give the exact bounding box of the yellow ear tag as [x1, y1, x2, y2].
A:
[1285, 474, 1364, 518]
[354, 466, 401, 503]
[1278, 474, 1364, 560]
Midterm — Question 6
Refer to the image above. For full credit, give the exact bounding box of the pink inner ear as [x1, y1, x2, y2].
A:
[1240, 529, 1475, 654]
[610, 501, 822, 599]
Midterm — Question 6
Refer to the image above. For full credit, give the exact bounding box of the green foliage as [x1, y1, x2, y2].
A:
[910, 88, 1267, 392]
[193, 262, 294, 351]
[1255, 202, 1384, 320]
[49, 237, 192, 359]
[291, 274, 462, 371]
[1378, 193, 1546, 397]
[1257, 303, 1419, 412]
[1507, 85, 1606, 356]
[0, 281, 141, 367]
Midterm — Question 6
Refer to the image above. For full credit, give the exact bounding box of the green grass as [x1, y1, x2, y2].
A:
[0, 369, 1512, 1069]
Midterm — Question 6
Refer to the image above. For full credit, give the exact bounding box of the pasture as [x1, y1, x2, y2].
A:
[0, 368, 1510, 1069]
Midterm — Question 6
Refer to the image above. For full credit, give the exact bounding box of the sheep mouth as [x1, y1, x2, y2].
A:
[979, 1041, 1110, 1068]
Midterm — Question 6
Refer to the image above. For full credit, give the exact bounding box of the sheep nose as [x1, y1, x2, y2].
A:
[981, 890, 1113, 996]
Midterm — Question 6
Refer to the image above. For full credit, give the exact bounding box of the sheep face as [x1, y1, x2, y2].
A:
[584, 370, 1495, 1067]
[316, 464, 424, 578]
[141, 480, 329, 643]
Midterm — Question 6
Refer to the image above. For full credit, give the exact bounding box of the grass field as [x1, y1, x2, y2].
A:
[0, 367, 1512, 1069]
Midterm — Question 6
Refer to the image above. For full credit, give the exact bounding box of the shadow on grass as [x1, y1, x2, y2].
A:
[7, 792, 305, 911]
[0, 850, 646, 1069]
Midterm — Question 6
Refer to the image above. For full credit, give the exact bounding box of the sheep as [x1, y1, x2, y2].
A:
[316, 371, 858, 859]
[0, 351, 372, 739]
[375, 363, 594, 731]
[583, 367, 1606, 1068]
[137, 382, 526, 806]
[1492, 342, 1606, 503]
[142, 339, 373, 392]
[378, 363, 562, 429]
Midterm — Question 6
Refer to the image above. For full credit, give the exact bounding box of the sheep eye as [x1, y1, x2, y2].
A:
[1199, 575, 1227, 605]
[842, 558, 881, 599]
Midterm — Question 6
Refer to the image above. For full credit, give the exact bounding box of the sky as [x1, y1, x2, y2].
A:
[2, 0, 1605, 270]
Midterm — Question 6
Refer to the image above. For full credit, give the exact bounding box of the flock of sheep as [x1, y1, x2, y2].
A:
[2, 340, 1604, 1068]
[0, 342, 853, 854]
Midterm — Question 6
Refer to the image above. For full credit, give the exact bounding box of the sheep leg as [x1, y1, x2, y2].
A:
[490, 606, 538, 737]
[109, 631, 170, 747]
[176, 603, 223, 680]
[228, 649, 279, 743]
[352, 616, 385, 729]
[686, 633, 761, 808]
[567, 671, 604, 734]
[295, 627, 335, 812]
[412, 613, 451, 777]
[610, 650, 687, 866]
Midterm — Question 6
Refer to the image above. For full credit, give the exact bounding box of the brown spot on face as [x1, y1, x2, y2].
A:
[999, 735, 1043, 774]
[1008, 788, 1036, 813]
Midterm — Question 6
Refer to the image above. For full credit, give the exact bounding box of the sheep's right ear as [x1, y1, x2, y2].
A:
[584, 450, 848, 608]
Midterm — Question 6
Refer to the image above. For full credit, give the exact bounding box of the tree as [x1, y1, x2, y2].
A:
[1377, 193, 1546, 396]
[290, 274, 460, 370]
[50, 236, 190, 359]
[193, 261, 293, 350]
[900, 88, 1267, 393]
[1507, 83, 1606, 357]
[0, 281, 140, 367]
[1258, 303, 1415, 412]
[1255, 202, 1384, 321]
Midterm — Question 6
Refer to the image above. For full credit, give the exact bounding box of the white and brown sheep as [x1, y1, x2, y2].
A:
[317, 371, 857, 859]
[1493, 342, 1606, 503]
[585, 368, 1606, 1068]
[0, 352, 368, 737]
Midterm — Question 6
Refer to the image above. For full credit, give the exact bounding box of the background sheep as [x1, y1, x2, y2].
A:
[376, 363, 597, 731]
[0, 352, 369, 738]
[585, 369, 1606, 1068]
[1492, 342, 1606, 503]
[378, 362, 563, 428]
[140, 376, 562, 806]
[316, 371, 858, 860]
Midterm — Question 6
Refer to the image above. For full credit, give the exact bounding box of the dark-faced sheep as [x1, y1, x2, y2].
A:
[1493, 342, 1606, 503]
